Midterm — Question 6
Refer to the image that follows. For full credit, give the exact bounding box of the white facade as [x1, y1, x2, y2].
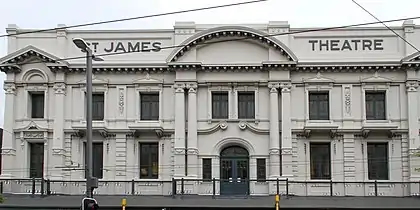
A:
[1, 20, 420, 196]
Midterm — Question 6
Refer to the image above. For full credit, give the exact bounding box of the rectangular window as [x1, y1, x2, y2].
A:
[367, 143, 389, 180]
[310, 143, 331, 179]
[256, 158, 266, 182]
[309, 92, 329, 120]
[365, 92, 386, 120]
[92, 93, 105, 121]
[238, 92, 255, 119]
[140, 93, 160, 120]
[139, 142, 159, 179]
[30, 92, 44, 118]
[212, 92, 229, 119]
[84, 142, 104, 179]
[202, 158, 212, 180]
[29, 142, 44, 178]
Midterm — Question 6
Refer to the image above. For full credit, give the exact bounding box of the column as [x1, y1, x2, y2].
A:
[268, 82, 280, 178]
[174, 83, 186, 178]
[1, 82, 16, 178]
[406, 81, 420, 193]
[187, 83, 198, 177]
[51, 82, 66, 179]
[280, 82, 293, 177]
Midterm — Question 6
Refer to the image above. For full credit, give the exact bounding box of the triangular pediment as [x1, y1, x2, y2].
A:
[303, 72, 335, 83]
[133, 73, 163, 84]
[16, 121, 47, 131]
[0, 45, 68, 66]
[360, 71, 392, 83]
[402, 51, 420, 63]
[77, 75, 109, 84]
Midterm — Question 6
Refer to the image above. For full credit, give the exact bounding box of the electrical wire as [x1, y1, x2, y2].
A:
[352, 0, 420, 54]
[3, 15, 420, 66]
[0, 0, 267, 38]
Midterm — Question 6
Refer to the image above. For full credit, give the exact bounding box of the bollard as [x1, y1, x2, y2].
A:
[121, 198, 127, 210]
[275, 194, 280, 210]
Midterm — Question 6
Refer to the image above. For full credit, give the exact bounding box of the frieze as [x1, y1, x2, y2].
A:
[23, 131, 44, 139]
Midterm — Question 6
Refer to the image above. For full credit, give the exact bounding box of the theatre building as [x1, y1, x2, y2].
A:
[2, 20, 420, 209]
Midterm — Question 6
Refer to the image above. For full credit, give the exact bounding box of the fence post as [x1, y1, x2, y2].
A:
[31, 178, 36, 195]
[181, 178, 185, 195]
[40, 178, 44, 196]
[212, 178, 216, 199]
[172, 178, 176, 198]
[286, 178, 289, 198]
[329, 180, 333, 196]
[131, 179, 135, 195]
[276, 178, 279, 195]
[374, 180, 378, 196]
[46, 179, 51, 195]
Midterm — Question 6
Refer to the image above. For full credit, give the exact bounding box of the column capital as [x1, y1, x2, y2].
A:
[280, 82, 292, 92]
[186, 82, 198, 93]
[406, 81, 419, 92]
[4, 82, 16, 95]
[174, 82, 186, 92]
[53, 82, 66, 95]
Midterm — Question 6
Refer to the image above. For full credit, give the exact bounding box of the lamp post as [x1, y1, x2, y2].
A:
[73, 38, 103, 198]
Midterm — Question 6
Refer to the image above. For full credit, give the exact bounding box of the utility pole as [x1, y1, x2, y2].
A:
[72, 38, 103, 198]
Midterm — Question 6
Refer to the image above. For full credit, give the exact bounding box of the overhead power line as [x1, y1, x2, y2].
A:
[352, 0, 420, 54]
[7, 15, 420, 66]
[0, 0, 267, 38]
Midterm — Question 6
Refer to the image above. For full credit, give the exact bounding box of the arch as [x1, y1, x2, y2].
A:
[21, 69, 48, 83]
[213, 137, 255, 155]
[220, 146, 249, 157]
[166, 26, 298, 63]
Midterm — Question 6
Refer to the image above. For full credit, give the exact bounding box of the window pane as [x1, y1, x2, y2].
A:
[202, 158, 212, 180]
[256, 158, 266, 181]
[31, 93, 45, 118]
[309, 92, 329, 120]
[84, 142, 104, 179]
[212, 92, 229, 119]
[365, 92, 386, 120]
[140, 93, 159, 120]
[310, 143, 331, 179]
[92, 94, 104, 120]
[140, 143, 159, 179]
[238, 92, 255, 119]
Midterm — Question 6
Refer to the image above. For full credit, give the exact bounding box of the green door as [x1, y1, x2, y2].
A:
[219, 146, 249, 195]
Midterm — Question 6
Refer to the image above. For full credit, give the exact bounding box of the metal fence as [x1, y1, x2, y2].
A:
[0, 178, 419, 197]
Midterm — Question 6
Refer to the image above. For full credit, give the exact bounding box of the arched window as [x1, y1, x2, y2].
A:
[220, 146, 249, 157]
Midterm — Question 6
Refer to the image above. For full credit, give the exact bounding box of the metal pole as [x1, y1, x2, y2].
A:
[85, 48, 94, 198]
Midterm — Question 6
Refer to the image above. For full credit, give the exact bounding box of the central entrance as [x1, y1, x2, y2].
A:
[219, 146, 249, 195]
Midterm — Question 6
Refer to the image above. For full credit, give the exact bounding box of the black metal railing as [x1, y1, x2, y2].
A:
[0, 178, 419, 197]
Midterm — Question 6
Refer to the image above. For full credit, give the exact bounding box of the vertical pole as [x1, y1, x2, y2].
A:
[86, 48, 94, 198]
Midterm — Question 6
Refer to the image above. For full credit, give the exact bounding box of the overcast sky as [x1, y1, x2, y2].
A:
[0, 0, 419, 128]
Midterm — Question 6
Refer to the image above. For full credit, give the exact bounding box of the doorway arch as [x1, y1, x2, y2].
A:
[219, 145, 249, 195]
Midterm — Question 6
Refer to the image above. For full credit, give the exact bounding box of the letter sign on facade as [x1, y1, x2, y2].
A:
[85, 41, 162, 53]
[308, 39, 384, 51]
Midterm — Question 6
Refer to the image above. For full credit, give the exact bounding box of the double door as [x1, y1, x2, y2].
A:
[220, 158, 249, 195]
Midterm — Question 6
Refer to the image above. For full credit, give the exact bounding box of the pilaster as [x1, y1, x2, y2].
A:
[51, 82, 66, 180]
[187, 83, 198, 177]
[268, 82, 280, 178]
[280, 82, 293, 177]
[174, 82, 186, 177]
[1, 82, 16, 178]
[115, 133, 127, 179]
[406, 80, 420, 187]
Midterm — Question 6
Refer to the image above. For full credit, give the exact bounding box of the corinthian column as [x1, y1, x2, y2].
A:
[1, 82, 16, 178]
[268, 82, 280, 178]
[51, 82, 66, 180]
[174, 83, 186, 178]
[280, 82, 293, 177]
[187, 83, 198, 177]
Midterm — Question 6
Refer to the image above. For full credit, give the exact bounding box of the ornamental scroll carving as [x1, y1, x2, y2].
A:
[406, 81, 419, 92]
[53, 83, 66, 94]
[4, 83, 16, 95]
[24, 131, 44, 139]
[118, 88, 125, 115]
[344, 86, 351, 115]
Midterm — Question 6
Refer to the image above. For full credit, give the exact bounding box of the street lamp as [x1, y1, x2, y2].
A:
[72, 38, 103, 198]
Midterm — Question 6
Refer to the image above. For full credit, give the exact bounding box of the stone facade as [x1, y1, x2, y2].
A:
[1, 20, 420, 196]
